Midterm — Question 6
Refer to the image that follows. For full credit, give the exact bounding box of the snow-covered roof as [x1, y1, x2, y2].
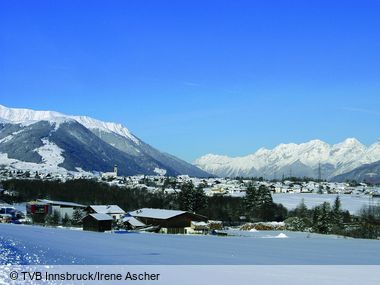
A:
[191, 221, 208, 227]
[129, 208, 186, 220]
[89, 205, 125, 214]
[37, 199, 85, 208]
[122, 216, 146, 227]
[88, 213, 113, 221]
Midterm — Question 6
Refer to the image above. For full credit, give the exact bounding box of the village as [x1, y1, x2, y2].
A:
[1, 165, 379, 198]
[1, 164, 380, 237]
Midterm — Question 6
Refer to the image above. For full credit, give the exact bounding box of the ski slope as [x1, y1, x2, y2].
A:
[1, 224, 380, 265]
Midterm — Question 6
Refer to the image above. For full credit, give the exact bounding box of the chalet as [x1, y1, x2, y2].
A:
[86, 205, 126, 221]
[129, 208, 208, 234]
[122, 216, 146, 230]
[83, 214, 113, 232]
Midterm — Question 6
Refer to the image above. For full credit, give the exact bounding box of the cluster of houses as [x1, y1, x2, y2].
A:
[0, 169, 93, 181]
[2, 166, 379, 199]
[25, 199, 221, 234]
[118, 175, 375, 197]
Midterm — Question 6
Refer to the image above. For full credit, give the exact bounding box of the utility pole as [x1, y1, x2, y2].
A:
[318, 162, 322, 194]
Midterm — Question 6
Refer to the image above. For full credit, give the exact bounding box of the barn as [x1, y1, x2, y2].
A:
[85, 205, 126, 221]
[128, 208, 208, 234]
[27, 199, 86, 223]
[82, 214, 113, 232]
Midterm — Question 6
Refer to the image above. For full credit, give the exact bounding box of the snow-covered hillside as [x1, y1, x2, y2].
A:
[1, 224, 380, 265]
[195, 139, 380, 179]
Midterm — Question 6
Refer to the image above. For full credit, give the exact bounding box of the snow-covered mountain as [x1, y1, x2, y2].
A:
[333, 160, 380, 184]
[194, 139, 380, 180]
[0, 104, 210, 177]
[0, 104, 139, 143]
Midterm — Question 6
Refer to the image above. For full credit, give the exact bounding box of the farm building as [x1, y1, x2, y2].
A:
[129, 208, 208, 234]
[85, 205, 125, 221]
[83, 214, 113, 232]
[122, 216, 146, 230]
[26, 199, 85, 223]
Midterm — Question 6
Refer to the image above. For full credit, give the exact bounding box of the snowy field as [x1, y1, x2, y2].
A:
[272, 193, 378, 214]
[1, 224, 380, 265]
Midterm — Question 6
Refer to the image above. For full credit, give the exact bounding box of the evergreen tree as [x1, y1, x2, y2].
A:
[62, 213, 72, 227]
[313, 202, 332, 234]
[52, 210, 61, 225]
[244, 185, 275, 221]
[45, 210, 61, 226]
[71, 208, 85, 225]
[331, 196, 344, 232]
[257, 185, 275, 220]
[257, 185, 273, 206]
[192, 185, 208, 213]
[333, 196, 341, 213]
[178, 182, 207, 212]
[178, 182, 195, 212]
[244, 184, 259, 219]
[295, 199, 308, 218]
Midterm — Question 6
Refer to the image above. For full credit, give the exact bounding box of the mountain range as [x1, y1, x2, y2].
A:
[1, 104, 379, 182]
[0, 104, 210, 177]
[194, 139, 380, 182]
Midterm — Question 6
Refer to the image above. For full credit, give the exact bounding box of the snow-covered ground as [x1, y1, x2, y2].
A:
[35, 138, 65, 168]
[1, 224, 380, 265]
[273, 193, 378, 214]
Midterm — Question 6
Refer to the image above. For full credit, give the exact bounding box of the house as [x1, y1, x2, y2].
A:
[85, 205, 126, 221]
[27, 199, 86, 223]
[129, 208, 208, 234]
[83, 214, 113, 232]
[122, 216, 146, 230]
[185, 221, 209, 234]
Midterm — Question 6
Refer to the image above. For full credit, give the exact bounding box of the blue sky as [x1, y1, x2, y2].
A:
[1, 0, 380, 162]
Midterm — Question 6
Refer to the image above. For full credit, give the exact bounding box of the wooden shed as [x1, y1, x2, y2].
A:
[83, 213, 113, 232]
[129, 208, 208, 234]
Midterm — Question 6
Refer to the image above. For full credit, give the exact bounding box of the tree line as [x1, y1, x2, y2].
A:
[1, 179, 379, 239]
